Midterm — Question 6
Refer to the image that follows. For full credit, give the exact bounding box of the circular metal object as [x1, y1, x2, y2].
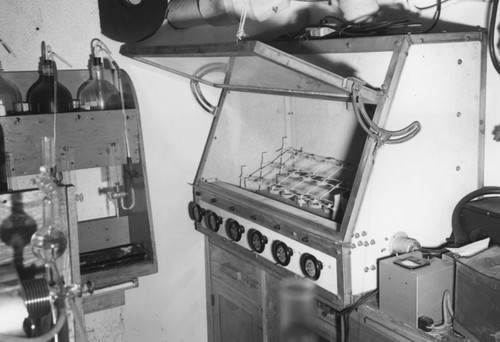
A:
[248, 229, 268, 253]
[272, 241, 293, 266]
[225, 219, 244, 242]
[300, 253, 323, 280]
[188, 202, 205, 223]
[98, 0, 167, 43]
[204, 211, 222, 232]
[124, 0, 143, 6]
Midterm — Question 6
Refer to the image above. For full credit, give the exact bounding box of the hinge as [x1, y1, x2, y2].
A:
[211, 294, 215, 306]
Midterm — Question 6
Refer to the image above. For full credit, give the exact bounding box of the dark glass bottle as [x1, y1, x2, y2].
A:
[78, 57, 120, 111]
[27, 60, 73, 114]
[0, 61, 22, 116]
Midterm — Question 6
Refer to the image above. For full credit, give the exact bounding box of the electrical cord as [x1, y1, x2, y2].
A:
[450, 186, 500, 246]
[280, 16, 417, 41]
[336, 289, 379, 342]
[408, 0, 452, 10]
[424, 0, 442, 33]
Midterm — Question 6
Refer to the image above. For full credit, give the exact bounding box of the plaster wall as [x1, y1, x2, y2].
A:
[0, 1, 499, 342]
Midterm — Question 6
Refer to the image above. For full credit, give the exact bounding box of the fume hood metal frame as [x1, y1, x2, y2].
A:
[121, 31, 486, 309]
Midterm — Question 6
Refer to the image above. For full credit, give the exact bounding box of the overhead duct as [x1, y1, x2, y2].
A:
[167, 0, 292, 29]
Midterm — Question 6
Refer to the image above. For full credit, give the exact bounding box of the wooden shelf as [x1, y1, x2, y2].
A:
[1, 109, 140, 176]
[1, 68, 157, 293]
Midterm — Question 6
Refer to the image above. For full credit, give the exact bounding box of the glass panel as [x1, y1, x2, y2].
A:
[139, 56, 230, 85]
[228, 56, 350, 98]
[129, 42, 379, 100]
[201, 91, 367, 226]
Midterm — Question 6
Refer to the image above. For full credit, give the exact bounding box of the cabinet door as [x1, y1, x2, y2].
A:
[263, 272, 337, 342]
[211, 278, 263, 342]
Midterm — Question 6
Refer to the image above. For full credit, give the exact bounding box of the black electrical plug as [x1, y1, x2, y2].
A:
[418, 316, 434, 332]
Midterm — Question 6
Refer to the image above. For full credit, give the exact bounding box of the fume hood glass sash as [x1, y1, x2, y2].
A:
[122, 41, 381, 103]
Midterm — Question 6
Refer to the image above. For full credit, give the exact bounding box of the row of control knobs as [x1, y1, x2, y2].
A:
[188, 202, 323, 280]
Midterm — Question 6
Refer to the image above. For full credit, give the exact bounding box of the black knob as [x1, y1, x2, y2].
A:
[302, 236, 309, 243]
[210, 198, 217, 203]
[274, 224, 281, 230]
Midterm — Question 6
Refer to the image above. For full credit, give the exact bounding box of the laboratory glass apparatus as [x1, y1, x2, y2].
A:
[122, 31, 486, 309]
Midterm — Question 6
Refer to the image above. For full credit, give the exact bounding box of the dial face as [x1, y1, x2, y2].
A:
[252, 234, 262, 251]
[205, 212, 221, 232]
[188, 202, 204, 223]
[192, 205, 203, 223]
[248, 229, 267, 253]
[304, 259, 316, 277]
[226, 220, 243, 241]
[276, 246, 287, 263]
[300, 253, 322, 280]
[272, 241, 292, 266]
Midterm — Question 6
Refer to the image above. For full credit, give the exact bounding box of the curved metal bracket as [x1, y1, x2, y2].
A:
[190, 63, 228, 115]
[351, 85, 421, 145]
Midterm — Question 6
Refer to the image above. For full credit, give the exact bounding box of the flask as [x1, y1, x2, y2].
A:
[0, 61, 22, 116]
[30, 137, 67, 264]
[78, 57, 120, 111]
[27, 59, 73, 114]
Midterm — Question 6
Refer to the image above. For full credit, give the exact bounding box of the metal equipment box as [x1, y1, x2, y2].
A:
[455, 246, 500, 342]
[379, 252, 454, 328]
[121, 32, 486, 310]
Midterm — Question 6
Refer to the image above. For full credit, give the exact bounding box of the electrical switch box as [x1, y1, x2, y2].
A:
[379, 252, 454, 328]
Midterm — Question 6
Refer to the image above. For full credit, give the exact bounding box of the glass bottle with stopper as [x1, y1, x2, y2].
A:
[78, 57, 120, 111]
[31, 137, 67, 264]
[27, 42, 73, 114]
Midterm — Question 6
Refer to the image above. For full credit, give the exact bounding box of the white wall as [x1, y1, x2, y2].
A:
[0, 1, 211, 341]
[1, 1, 500, 342]
[105, 44, 213, 342]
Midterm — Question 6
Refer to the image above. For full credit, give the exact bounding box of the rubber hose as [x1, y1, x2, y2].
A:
[0, 308, 67, 342]
[450, 186, 500, 246]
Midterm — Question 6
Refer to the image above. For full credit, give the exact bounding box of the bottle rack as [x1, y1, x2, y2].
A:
[242, 147, 353, 220]
[0, 69, 157, 291]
